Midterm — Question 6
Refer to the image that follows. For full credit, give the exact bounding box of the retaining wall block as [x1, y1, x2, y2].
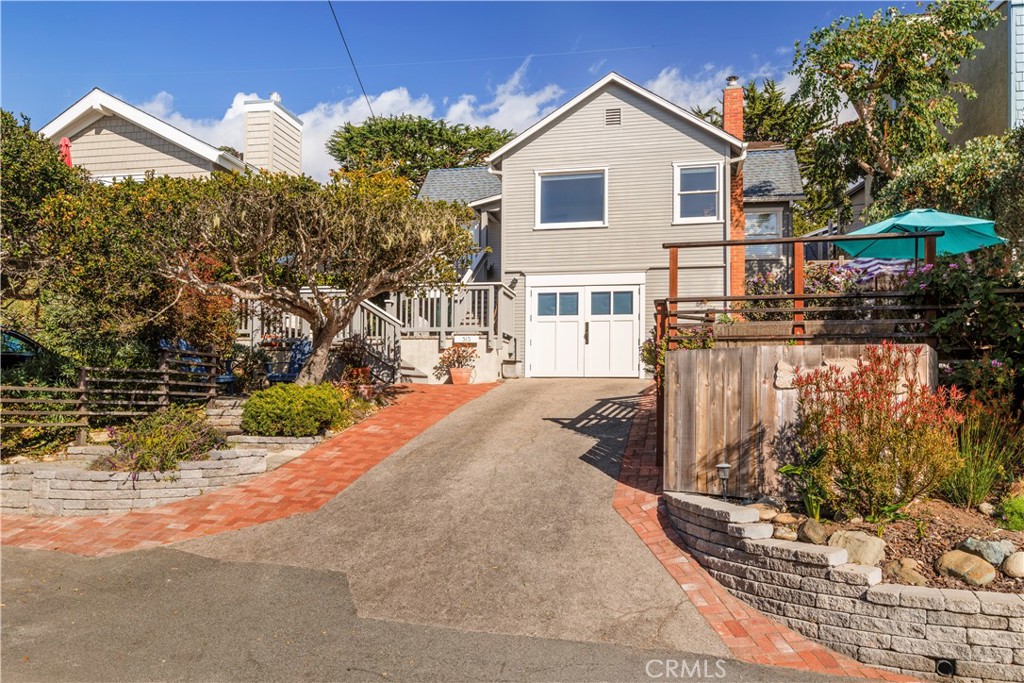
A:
[890, 636, 972, 660]
[971, 646, 1016, 664]
[829, 564, 882, 586]
[978, 593, 1024, 618]
[940, 589, 982, 614]
[818, 624, 891, 649]
[741, 538, 849, 566]
[899, 586, 946, 610]
[663, 492, 760, 524]
[726, 522, 774, 539]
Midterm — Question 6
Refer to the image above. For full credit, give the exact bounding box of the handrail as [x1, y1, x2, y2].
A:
[662, 231, 946, 250]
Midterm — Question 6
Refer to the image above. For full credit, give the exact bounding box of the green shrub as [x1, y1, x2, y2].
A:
[940, 403, 1024, 508]
[95, 404, 220, 472]
[241, 383, 345, 437]
[1001, 495, 1024, 531]
[795, 343, 964, 521]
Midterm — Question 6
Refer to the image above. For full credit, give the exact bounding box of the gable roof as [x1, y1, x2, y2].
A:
[39, 88, 248, 173]
[743, 148, 805, 203]
[486, 72, 745, 169]
[419, 167, 502, 204]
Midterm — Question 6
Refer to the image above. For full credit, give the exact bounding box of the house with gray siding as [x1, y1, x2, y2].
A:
[39, 88, 303, 181]
[421, 72, 804, 379]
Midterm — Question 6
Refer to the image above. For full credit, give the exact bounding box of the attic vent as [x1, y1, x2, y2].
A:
[605, 108, 622, 126]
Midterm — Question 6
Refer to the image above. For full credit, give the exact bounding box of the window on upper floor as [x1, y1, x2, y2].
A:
[673, 163, 722, 224]
[535, 169, 607, 229]
[744, 209, 783, 259]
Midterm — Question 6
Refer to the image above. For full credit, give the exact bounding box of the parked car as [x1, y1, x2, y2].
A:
[1, 330, 47, 370]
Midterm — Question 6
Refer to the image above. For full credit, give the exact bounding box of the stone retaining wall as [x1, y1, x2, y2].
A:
[665, 492, 1024, 682]
[1, 449, 266, 516]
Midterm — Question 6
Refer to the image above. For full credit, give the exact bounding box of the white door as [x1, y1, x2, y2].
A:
[584, 288, 640, 377]
[529, 289, 584, 377]
[527, 284, 641, 378]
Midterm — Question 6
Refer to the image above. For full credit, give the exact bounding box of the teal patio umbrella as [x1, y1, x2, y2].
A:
[836, 209, 1007, 260]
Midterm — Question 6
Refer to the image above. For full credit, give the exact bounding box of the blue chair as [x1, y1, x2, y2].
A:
[159, 339, 236, 395]
[265, 339, 312, 384]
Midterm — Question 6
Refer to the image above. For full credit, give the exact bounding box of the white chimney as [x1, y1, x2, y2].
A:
[242, 95, 303, 175]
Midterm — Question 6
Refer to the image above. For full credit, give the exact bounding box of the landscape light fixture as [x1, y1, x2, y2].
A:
[716, 463, 731, 500]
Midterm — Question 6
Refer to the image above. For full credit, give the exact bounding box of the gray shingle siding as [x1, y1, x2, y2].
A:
[744, 149, 804, 202]
[419, 167, 501, 204]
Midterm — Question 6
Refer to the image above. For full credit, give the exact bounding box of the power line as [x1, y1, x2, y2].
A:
[327, 0, 374, 118]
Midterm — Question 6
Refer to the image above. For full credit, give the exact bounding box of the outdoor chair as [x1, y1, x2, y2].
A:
[159, 339, 236, 395]
[265, 339, 312, 384]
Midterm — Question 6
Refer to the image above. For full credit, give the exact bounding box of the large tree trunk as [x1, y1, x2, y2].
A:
[295, 320, 343, 386]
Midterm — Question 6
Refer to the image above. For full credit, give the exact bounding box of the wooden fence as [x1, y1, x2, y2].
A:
[1, 347, 220, 444]
[661, 345, 937, 498]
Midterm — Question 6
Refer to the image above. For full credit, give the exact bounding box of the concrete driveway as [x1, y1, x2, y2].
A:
[2, 380, 847, 681]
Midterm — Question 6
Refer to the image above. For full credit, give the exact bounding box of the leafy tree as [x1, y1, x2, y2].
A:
[865, 133, 1022, 244]
[0, 110, 87, 301]
[326, 115, 514, 188]
[792, 0, 1000, 195]
[155, 169, 477, 384]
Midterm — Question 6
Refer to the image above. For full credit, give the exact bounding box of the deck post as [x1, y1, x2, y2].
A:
[793, 240, 805, 343]
[668, 246, 679, 350]
[655, 305, 666, 465]
[158, 350, 171, 409]
[76, 367, 89, 446]
[924, 235, 937, 266]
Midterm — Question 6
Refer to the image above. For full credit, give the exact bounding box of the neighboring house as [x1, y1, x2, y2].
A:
[39, 88, 303, 181]
[421, 72, 805, 379]
[951, 0, 1024, 145]
[742, 141, 805, 277]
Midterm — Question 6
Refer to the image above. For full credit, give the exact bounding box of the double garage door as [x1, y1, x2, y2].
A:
[527, 278, 642, 378]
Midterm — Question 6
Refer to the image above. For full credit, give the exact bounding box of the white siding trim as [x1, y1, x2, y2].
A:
[671, 161, 724, 226]
[534, 167, 610, 230]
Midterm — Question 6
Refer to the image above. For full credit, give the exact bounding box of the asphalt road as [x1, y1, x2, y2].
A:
[2, 380, 850, 682]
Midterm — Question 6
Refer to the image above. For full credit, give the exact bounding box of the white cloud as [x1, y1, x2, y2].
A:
[444, 59, 564, 132]
[129, 63, 563, 181]
[645, 62, 802, 113]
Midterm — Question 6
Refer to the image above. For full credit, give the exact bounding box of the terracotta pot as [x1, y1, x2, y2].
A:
[356, 384, 374, 400]
[448, 367, 472, 385]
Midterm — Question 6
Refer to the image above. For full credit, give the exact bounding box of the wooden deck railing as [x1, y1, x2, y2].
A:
[1, 348, 220, 444]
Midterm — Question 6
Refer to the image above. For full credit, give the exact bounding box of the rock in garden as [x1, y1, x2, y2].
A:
[958, 537, 1017, 567]
[936, 550, 997, 586]
[774, 512, 805, 525]
[773, 526, 798, 541]
[886, 558, 928, 586]
[797, 518, 827, 545]
[827, 530, 887, 566]
[747, 503, 778, 521]
[978, 502, 996, 517]
[756, 495, 787, 512]
[1002, 552, 1024, 579]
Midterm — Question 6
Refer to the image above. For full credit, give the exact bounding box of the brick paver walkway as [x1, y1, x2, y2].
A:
[2, 383, 495, 557]
[613, 387, 916, 682]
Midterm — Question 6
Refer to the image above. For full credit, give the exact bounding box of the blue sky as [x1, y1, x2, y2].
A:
[2, 1, 895, 179]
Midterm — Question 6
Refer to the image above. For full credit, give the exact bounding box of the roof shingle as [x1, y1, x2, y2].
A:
[419, 167, 501, 204]
[743, 148, 805, 202]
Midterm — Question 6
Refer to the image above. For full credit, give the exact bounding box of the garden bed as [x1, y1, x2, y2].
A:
[824, 499, 1024, 593]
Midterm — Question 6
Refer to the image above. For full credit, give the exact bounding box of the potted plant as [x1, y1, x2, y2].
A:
[433, 345, 478, 385]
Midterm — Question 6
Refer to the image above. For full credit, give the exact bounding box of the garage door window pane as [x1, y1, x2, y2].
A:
[590, 291, 611, 315]
[613, 291, 633, 315]
[538, 293, 557, 316]
[539, 172, 605, 225]
[559, 292, 579, 315]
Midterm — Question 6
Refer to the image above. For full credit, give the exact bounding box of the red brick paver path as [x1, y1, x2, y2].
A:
[2, 383, 495, 557]
[613, 387, 916, 682]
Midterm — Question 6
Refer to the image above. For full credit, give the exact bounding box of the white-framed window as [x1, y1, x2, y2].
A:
[744, 209, 784, 259]
[534, 168, 608, 229]
[672, 162, 722, 224]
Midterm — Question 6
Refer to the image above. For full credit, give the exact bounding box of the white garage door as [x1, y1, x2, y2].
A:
[527, 283, 641, 378]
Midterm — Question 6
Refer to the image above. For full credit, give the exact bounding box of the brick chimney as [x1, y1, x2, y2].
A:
[724, 76, 746, 297]
[243, 93, 303, 175]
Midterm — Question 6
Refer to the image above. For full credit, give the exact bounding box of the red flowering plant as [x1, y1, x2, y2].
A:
[793, 342, 965, 521]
